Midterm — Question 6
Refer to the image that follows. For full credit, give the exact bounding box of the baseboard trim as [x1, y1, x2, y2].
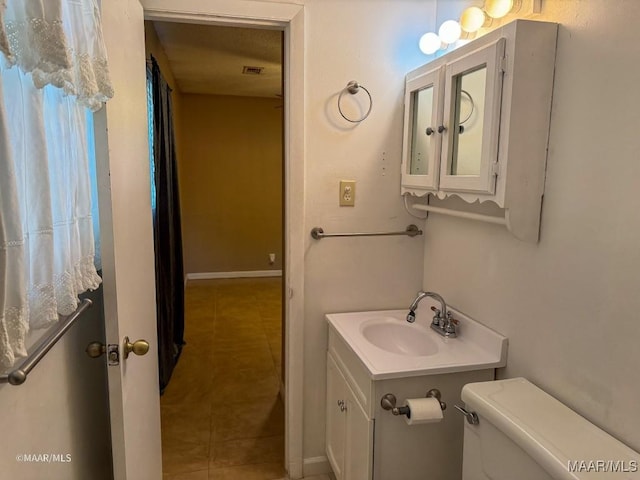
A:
[303, 456, 331, 477]
[186, 270, 282, 281]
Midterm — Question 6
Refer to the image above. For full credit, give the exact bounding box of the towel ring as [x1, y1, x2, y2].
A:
[338, 81, 373, 123]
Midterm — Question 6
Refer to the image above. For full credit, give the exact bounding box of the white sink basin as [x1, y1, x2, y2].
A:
[326, 299, 508, 379]
[361, 318, 439, 356]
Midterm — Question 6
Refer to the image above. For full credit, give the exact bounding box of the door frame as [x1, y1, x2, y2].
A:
[140, 1, 305, 478]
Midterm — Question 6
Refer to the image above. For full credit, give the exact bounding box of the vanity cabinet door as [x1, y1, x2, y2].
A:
[439, 38, 505, 194]
[401, 67, 445, 192]
[326, 352, 374, 480]
[344, 382, 374, 480]
[327, 353, 347, 480]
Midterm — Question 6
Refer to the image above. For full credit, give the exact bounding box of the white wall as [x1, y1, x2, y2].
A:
[0, 289, 112, 479]
[302, 0, 436, 464]
[425, 0, 640, 452]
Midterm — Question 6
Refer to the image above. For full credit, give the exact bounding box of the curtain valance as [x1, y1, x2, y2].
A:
[0, 0, 113, 110]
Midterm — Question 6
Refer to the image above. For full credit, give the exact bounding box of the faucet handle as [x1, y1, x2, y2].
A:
[430, 306, 442, 325]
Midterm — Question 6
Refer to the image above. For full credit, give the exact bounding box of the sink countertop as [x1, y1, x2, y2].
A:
[326, 298, 508, 380]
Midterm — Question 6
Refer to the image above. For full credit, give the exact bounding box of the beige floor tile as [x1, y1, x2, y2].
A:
[211, 396, 284, 441]
[212, 329, 268, 346]
[212, 350, 275, 371]
[209, 435, 283, 468]
[184, 313, 215, 340]
[214, 323, 265, 338]
[163, 469, 209, 480]
[161, 362, 216, 405]
[163, 278, 285, 477]
[210, 372, 281, 403]
[161, 403, 212, 475]
[161, 403, 211, 443]
[208, 462, 286, 480]
[211, 363, 278, 383]
[162, 440, 210, 476]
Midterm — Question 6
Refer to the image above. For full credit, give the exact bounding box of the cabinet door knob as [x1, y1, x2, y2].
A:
[426, 127, 435, 136]
[437, 125, 447, 133]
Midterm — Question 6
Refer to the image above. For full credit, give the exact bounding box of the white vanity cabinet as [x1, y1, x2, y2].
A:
[401, 20, 558, 242]
[326, 325, 496, 480]
[326, 353, 373, 480]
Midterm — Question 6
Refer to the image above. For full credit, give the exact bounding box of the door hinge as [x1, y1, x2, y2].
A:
[491, 162, 500, 177]
[107, 344, 120, 366]
[500, 55, 507, 74]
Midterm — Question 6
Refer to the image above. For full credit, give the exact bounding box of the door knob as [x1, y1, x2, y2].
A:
[86, 341, 106, 358]
[437, 125, 447, 133]
[124, 337, 150, 359]
[85, 341, 120, 364]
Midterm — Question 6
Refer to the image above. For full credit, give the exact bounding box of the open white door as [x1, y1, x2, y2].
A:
[94, 0, 163, 478]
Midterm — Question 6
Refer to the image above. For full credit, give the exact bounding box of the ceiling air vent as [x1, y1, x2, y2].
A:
[242, 66, 264, 75]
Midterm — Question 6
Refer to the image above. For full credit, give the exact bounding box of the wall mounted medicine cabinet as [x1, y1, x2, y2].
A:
[401, 20, 558, 243]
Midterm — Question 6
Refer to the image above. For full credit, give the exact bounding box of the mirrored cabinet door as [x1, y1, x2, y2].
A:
[401, 67, 444, 191]
[410, 86, 434, 175]
[439, 39, 506, 194]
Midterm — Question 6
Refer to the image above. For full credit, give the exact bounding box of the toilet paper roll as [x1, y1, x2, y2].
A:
[403, 397, 443, 425]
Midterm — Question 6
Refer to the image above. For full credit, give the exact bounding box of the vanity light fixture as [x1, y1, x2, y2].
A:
[484, 0, 522, 19]
[438, 20, 462, 44]
[460, 6, 490, 33]
[419, 32, 442, 55]
[418, 0, 538, 57]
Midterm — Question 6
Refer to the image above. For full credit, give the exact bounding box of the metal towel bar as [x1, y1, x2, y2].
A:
[311, 224, 422, 240]
[0, 298, 93, 386]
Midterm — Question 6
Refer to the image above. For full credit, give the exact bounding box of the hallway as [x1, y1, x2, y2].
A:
[161, 277, 286, 479]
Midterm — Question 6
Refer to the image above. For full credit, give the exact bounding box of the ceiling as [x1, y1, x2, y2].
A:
[152, 21, 283, 98]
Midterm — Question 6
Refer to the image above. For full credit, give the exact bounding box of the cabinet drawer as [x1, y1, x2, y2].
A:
[328, 327, 374, 418]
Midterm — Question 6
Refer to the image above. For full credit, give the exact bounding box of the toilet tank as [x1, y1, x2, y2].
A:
[460, 378, 640, 480]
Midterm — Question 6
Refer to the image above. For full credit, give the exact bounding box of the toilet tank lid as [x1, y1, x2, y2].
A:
[461, 378, 640, 480]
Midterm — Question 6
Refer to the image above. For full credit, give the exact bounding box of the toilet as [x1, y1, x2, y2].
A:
[460, 378, 640, 479]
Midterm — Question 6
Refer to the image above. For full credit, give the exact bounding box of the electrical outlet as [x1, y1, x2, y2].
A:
[340, 180, 356, 206]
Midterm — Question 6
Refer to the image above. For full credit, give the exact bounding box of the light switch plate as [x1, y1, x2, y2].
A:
[340, 180, 356, 206]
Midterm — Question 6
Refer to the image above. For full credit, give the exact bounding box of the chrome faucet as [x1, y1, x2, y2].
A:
[406, 291, 457, 338]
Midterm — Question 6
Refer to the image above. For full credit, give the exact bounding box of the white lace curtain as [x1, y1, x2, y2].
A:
[0, 0, 112, 369]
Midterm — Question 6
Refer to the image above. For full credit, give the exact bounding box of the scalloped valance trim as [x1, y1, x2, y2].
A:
[1, 0, 114, 111]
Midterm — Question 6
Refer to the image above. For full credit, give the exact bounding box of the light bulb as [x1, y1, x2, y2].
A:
[460, 6, 487, 33]
[419, 32, 442, 55]
[484, 0, 514, 19]
[438, 20, 462, 44]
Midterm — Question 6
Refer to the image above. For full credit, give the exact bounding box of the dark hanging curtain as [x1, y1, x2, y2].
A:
[148, 55, 185, 393]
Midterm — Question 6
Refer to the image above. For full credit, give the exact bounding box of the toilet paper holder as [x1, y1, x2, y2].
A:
[381, 389, 447, 417]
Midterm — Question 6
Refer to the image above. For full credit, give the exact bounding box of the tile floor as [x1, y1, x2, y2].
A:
[161, 277, 291, 480]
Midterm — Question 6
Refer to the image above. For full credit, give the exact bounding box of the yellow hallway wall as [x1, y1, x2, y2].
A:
[178, 94, 283, 275]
